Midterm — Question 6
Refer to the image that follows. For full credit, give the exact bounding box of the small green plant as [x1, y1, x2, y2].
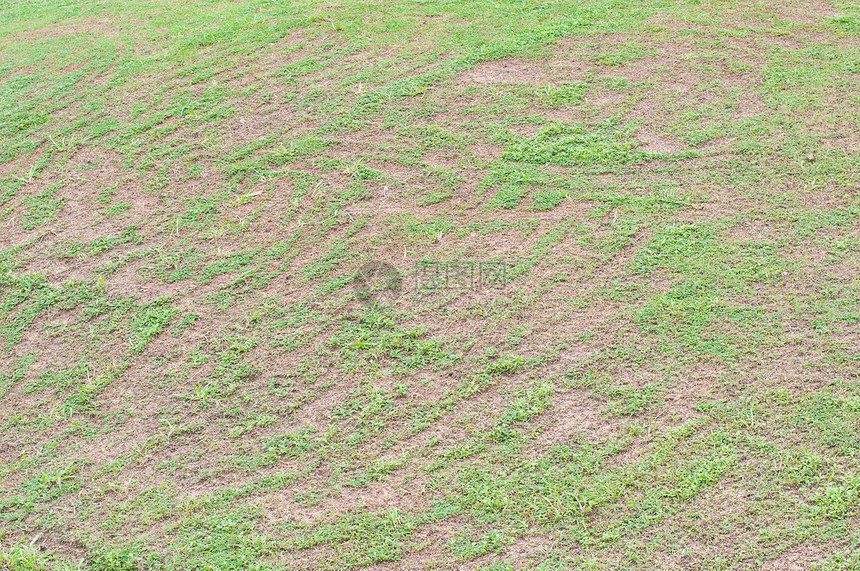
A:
[503, 122, 640, 166]
[532, 188, 566, 210]
[491, 185, 526, 209]
[22, 183, 66, 229]
[536, 82, 587, 107]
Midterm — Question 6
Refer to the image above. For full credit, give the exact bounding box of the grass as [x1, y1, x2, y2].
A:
[0, 0, 858, 569]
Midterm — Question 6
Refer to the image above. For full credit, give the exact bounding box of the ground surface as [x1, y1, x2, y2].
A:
[0, 0, 859, 569]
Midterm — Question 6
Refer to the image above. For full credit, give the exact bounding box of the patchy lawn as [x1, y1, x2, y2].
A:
[0, 0, 859, 569]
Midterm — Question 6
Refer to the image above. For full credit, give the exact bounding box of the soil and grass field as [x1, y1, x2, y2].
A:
[0, 0, 859, 569]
